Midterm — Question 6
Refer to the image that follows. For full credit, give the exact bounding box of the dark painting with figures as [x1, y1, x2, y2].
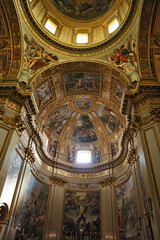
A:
[62, 191, 100, 240]
[72, 115, 97, 143]
[65, 73, 100, 94]
[117, 176, 140, 240]
[15, 173, 49, 240]
[52, 0, 115, 20]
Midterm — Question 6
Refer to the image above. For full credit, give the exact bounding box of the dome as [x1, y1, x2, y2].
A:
[51, 0, 116, 20]
[24, 0, 133, 49]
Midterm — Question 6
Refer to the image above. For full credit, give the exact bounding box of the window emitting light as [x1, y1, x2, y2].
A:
[45, 19, 57, 34]
[76, 33, 88, 43]
[77, 150, 91, 164]
[108, 19, 119, 34]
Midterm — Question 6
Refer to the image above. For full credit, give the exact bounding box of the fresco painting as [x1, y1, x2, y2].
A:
[117, 176, 140, 240]
[108, 35, 140, 82]
[23, 34, 58, 72]
[114, 82, 124, 103]
[35, 81, 52, 108]
[76, 100, 91, 109]
[62, 191, 100, 239]
[0, 151, 22, 209]
[48, 105, 71, 135]
[48, 139, 58, 157]
[72, 115, 97, 143]
[21, 34, 58, 83]
[97, 105, 119, 135]
[65, 73, 100, 93]
[111, 141, 118, 157]
[92, 145, 100, 164]
[15, 173, 49, 240]
[52, 0, 115, 20]
[67, 145, 76, 163]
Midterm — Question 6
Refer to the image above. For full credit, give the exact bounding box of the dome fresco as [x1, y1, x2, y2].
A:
[51, 0, 116, 20]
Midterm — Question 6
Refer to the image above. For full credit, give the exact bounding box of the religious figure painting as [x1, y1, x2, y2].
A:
[48, 105, 71, 135]
[92, 145, 100, 164]
[117, 176, 140, 240]
[67, 144, 76, 163]
[0, 151, 22, 209]
[76, 100, 91, 109]
[15, 173, 49, 240]
[108, 35, 140, 82]
[111, 141, 118, 157]
[72, 115, 97, 143]
[62, 191, 100, 239]
[23, 34, 58, 73]
[48, 139, 58, 157]
[52, 0, 115, 20]
[97, 105, 119, 135]
[65, 73, 100, 93]
[114, 82, 124, 103]
[35, 81, 52, 108]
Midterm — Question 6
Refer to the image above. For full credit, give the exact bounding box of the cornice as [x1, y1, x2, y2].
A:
[121, 81, 160, 115]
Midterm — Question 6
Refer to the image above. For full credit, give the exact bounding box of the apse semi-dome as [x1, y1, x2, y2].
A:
[31, 62, 129, 167]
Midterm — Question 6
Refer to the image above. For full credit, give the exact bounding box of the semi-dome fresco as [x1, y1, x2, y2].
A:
[51, 0, 116, 20]
[72, 115, 97, 143]
[32, 62, 128, 162]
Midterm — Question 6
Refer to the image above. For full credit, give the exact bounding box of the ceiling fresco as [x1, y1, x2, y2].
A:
[97, 105, 120, 135]
[71, 115, 97, 143]
[51, 0, 116, 20]
[34, 81, 52, 108]
[104, 34, 140, 83]
[48, 105, 71, 135]
[21, 34, 59, 83]
[64, 73, 100, 94]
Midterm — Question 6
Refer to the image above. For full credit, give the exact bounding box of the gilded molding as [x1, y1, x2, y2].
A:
[99, 177, 115, 187]
[122, 82, 160, 115]
[51, 176, 67, 186]
[134, 107, 160, 127]
[127, 146, 137, 166]
[25, 147, 36, 165]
